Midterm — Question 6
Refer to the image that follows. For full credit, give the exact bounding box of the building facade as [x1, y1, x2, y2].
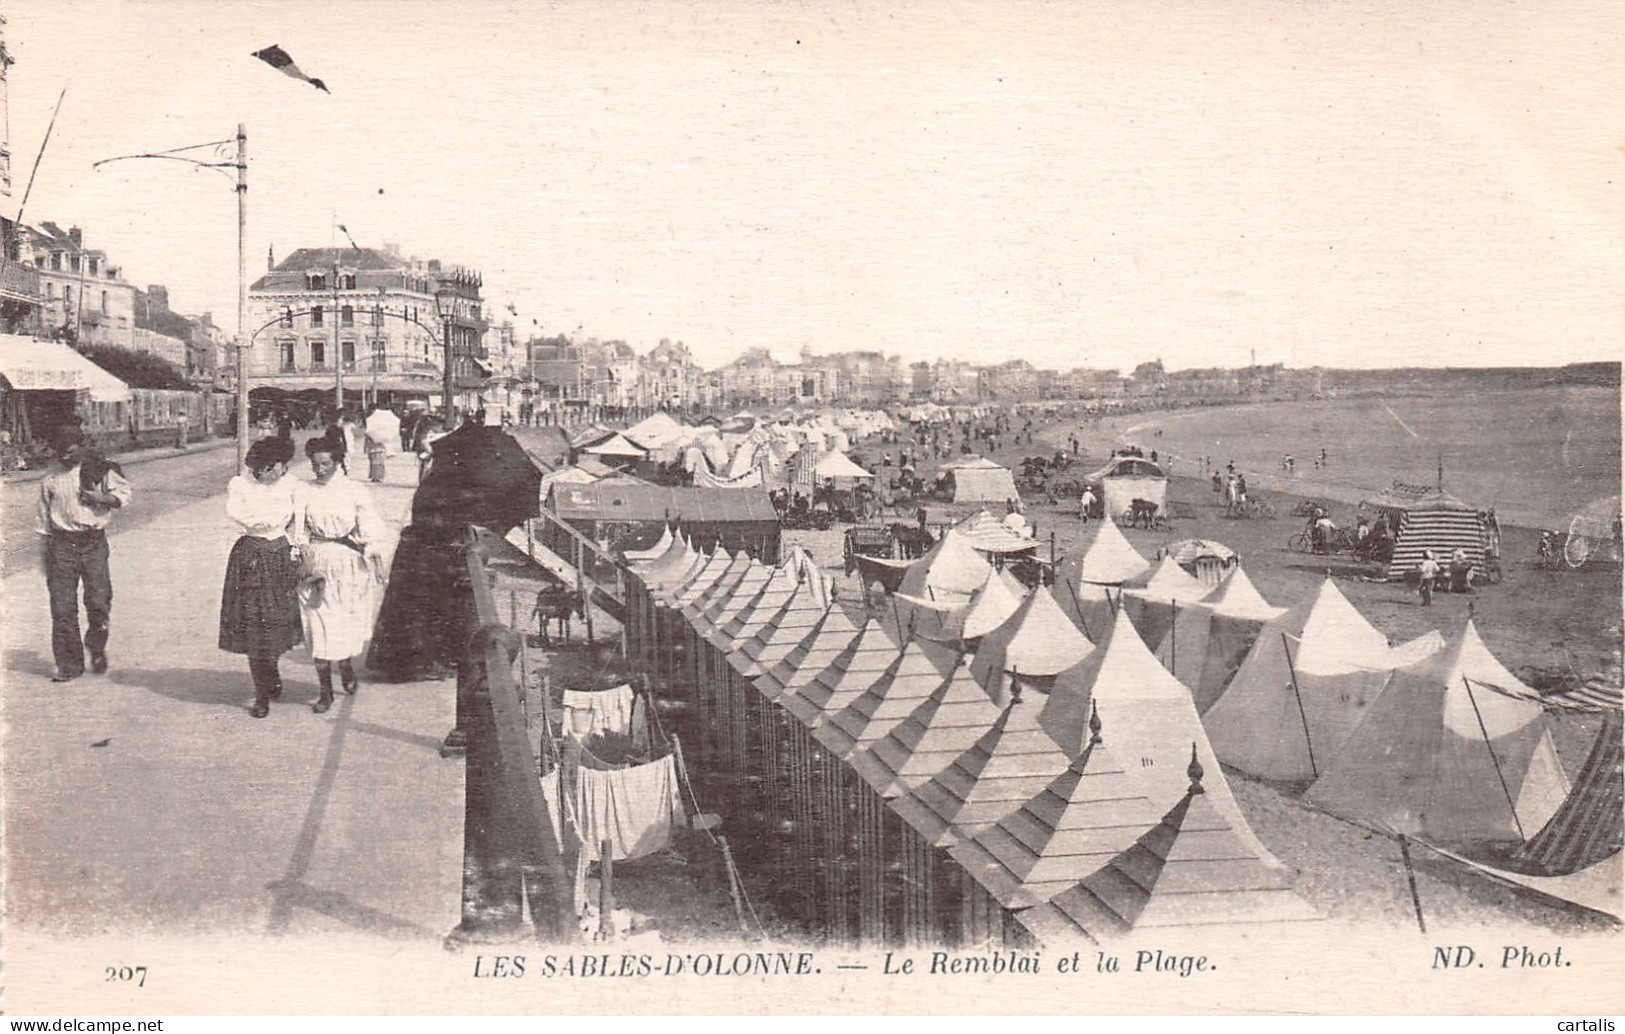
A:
[19, 222, 138, 349]
[246, 245, 486, 407]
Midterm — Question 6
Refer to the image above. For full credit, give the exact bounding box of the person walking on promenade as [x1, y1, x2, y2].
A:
[293, 428, 385, 713]
[219, 437, 302, 718]
[35, 425, 132, 682]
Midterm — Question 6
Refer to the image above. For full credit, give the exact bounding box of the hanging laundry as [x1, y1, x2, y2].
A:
[562, 682, 635, 738]
[541, 752, 684, 862]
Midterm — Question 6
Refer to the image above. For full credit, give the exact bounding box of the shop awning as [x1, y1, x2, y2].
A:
[0, 334, 131, 402]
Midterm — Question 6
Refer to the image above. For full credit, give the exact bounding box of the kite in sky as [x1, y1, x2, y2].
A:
[252, 44, 329, 93]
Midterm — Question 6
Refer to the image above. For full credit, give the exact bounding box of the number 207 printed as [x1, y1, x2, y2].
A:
[105, 966, 148, 987]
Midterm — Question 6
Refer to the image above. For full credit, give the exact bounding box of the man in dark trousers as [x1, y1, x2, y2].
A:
[34, 425, 132, 681]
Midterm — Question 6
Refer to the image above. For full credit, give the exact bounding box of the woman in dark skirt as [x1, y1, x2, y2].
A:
[220, 437, 302, 717]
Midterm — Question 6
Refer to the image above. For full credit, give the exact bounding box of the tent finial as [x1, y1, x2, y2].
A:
[1187, 743, 1205, 794]
[1088, 701, 1102, 746]
[1009, 677, 1023, 705]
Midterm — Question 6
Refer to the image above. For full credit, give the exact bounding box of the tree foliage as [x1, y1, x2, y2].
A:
[81, 344, 193, 390]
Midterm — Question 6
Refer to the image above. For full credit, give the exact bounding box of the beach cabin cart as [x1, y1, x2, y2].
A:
[1084, 452, 1168, 524]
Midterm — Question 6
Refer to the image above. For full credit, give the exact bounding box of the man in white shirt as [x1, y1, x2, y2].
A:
[35, 425, 132, 681]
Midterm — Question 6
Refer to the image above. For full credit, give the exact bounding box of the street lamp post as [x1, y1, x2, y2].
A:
[92, 126, 253, 469]
[436, 290, 455, 427]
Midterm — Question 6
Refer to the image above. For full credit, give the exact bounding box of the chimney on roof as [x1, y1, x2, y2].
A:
[68, 226, 83, 248]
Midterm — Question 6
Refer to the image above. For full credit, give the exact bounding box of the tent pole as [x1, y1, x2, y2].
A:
[1280, 632, 1318, 779]
[1461, 675, 1527, 840]
[1169, 599, 1177, 673]
[1062, 577, 1090, 640]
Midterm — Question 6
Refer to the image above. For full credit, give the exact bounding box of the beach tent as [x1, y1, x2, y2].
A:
[1041, 608, 1282, 869]
[1053, 518, 1151, 640]
[1362, 483, 1489, 582]
[1155, 565, 1285, 712]
[851, 656, 1005, 799]
[896, 529, 995, 603]
[581, 431, 648, 462]
[624, 410, 686, 450]
[1120, 557, 1210, 651]
[889, 687, 1072, 847]
[811, 449, 874, 484]
[817, 638, 960, 760]
[1512, 711, 1622, 876]
[1306, 620, 1570, 843]
[969, 585, 1095, 704]
[1014, 755, 1319, 944]
[1085, 454, 1168, 522]
[942, 455, 1022, 508]
[1159, 539, 1239, 588]
[790, 617, 903, 730]
[954, 510, 1038, 554]
[1201, 578, 1442, 782]
[948, 712, 1163, 909]
[960, 570, 1026, 643]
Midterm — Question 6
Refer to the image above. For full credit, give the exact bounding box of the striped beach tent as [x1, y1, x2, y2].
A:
[1362, 483, 1489, 582]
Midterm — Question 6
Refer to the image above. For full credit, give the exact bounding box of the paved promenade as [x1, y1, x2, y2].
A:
[1, 450, 467, 955]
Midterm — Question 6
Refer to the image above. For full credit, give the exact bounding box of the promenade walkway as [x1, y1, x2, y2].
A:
[1, 450, 466, 951]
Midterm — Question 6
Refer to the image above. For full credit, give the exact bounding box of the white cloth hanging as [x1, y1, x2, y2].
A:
[562, 682, 635, 738]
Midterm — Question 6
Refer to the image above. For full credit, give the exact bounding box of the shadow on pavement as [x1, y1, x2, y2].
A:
[4, 648, 56, 679]
[264, 876, 440, 940]
[108, 665, 319, 709]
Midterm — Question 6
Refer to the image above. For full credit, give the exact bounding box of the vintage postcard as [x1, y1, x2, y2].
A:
[1, 0, 1621, 1019]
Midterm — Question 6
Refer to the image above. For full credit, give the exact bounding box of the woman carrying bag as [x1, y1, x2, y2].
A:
[293, 427, 386, 713]
[219, 437, 302, 719]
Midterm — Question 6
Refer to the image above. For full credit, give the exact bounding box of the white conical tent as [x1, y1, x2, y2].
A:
[1290, 578, 1396, 677]
[1154, 565, 1285, 712]
[851, 657, 1004, 799]
[1201, 579, 1441, 783]
[1041, 608, 1283, 869]
[1121, 556, 1211, 652]
[948, 720, 1164, 909]
[622, 523, 674, 563]
[1063, 516, 1152, 586]
[889, 688, 1071, 847]
[896, 529, 995, 602]
[1306, 621, 1571, 843]
[1015, 771, 1320, 944]
[970, 586, 1095, 704]
[961, 569, 1026, 641]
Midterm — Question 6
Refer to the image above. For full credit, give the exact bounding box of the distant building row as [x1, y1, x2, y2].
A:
[1, 218, 227, 381]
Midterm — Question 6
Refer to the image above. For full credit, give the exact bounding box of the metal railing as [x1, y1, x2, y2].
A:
[446, 526, 574, 944]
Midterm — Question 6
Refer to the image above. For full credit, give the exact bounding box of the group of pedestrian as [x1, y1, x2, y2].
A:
[220, 425, 385, 717]
[36, 419, 385, 720]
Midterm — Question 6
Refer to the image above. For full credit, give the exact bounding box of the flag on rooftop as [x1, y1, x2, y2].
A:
[252, 45, 329, 93]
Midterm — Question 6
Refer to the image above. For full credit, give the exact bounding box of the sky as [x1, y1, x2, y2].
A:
[4, 0, 1621, 372]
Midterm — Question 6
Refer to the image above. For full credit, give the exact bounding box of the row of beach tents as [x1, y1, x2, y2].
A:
[620, 510, 1612, 936]
[620, 529, 1322, 945]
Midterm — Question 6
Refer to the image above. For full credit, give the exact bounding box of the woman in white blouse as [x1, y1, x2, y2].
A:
[219, 436, 302, 718]
[293, 428, 385, 713]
